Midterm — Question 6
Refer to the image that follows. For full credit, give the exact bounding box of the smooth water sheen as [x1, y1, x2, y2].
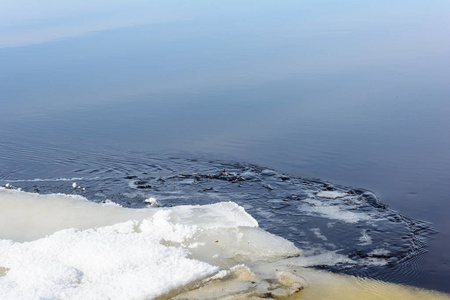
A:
[1, 0, 450, 296]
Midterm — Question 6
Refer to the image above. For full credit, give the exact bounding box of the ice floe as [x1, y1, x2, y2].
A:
[0, 187, 448, 299]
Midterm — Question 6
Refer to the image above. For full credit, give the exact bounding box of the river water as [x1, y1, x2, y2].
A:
[1, 0, 450, 294]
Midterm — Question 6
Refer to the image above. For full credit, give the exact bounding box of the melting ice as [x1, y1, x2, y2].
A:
[0, 188, 301, 299]
[0, 156, 448, 299]
[1, 188, 449, 299]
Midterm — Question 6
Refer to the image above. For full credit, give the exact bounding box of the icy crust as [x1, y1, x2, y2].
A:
[0, 188, 300, 300]
[0, 188, 258, 242]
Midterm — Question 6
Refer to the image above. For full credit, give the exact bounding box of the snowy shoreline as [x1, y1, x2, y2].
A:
[1, 188, 449, 299]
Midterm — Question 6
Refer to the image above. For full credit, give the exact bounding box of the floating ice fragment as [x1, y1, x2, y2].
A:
[144, 197, 160, 207]
[317, 191, 348, 198]
[368, 248, 391, 256]
[240, 171, 258, 180]
[180, 178, 195, 185]
[358, 230, 373, 246]
[310, 228, 327, 241]
[101, 200, 122, 207]
[264, 183, 274, 190]
[261, 169, 278, 176]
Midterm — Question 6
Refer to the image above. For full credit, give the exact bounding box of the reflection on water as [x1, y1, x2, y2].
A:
[1, 0, 450, 293]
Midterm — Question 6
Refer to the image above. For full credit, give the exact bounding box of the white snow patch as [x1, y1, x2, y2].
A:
[188, 242, 205, 249]
[0, 221, 218, 300]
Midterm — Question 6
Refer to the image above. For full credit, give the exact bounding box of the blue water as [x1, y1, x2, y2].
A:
[1, 0, 450, 293]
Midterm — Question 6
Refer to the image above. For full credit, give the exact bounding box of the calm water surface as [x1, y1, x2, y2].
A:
[1, 0, 450, 293]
